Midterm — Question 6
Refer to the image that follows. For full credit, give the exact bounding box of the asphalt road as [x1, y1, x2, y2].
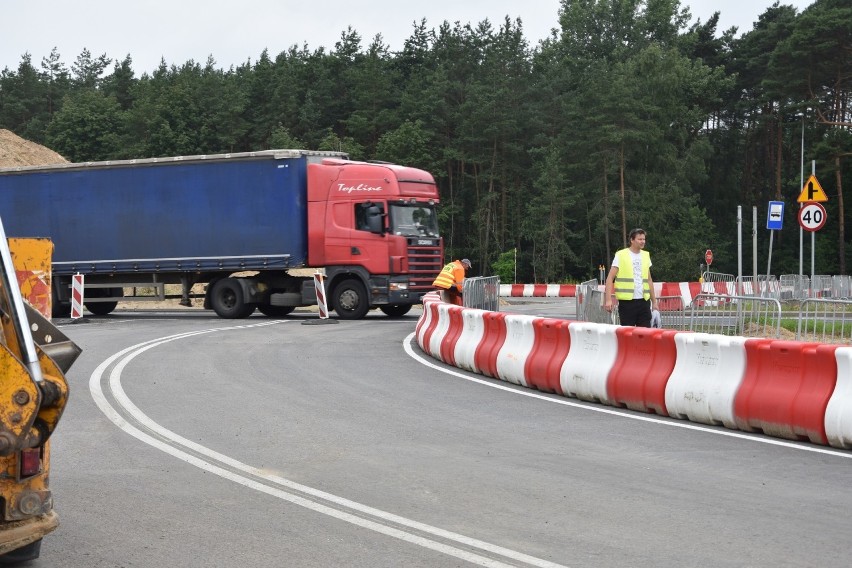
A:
[33, 300, 852, 567]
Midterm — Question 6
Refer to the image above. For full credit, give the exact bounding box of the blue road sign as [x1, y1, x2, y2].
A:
[767, 201, 785, 230]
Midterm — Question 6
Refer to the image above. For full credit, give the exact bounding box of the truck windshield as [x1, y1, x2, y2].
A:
[389, 204, 439, 238]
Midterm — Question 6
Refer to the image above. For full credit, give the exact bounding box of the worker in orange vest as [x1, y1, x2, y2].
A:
[432, 258, 471, 306]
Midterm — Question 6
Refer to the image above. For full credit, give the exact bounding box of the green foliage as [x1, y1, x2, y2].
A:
[45, 91, 122, 161]
[268, 124, 304, 149]
[317, 129, 363, 160]
[374, 120, 439, 173]
[491, 250, 516, 283]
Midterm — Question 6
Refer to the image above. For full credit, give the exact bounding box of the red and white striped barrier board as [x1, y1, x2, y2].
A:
[500, 284, 577, 297]
[313, 271, 329, 319]
[498, 281, 744, 306]
[71, 273, 85, 319]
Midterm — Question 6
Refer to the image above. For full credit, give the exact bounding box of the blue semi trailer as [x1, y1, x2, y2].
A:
[0, 150, 444, 319]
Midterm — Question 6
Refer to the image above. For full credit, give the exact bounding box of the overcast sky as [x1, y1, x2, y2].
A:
[1, 1, 814, 75]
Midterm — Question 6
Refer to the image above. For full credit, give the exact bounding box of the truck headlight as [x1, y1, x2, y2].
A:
[389, 282, 409, 291]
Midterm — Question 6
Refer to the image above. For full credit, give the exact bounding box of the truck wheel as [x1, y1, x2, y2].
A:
[257, 304, 295, 317]
[0, 538, 42, 564]
[52, 302, 71, 318]
[331, 279, 370, 320]
[379, 304, 412, 317]
[85, 287, 122, 316]
[210, 278, 255, 319]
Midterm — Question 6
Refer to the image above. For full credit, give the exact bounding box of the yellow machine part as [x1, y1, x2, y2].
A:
[0, 236, 75, 558]
[8, 239, 52, 320]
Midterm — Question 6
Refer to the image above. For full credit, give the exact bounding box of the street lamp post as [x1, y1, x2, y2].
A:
[800, 112, 805, 277]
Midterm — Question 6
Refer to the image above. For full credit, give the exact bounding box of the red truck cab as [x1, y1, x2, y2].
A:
[307, 158, 443, 317]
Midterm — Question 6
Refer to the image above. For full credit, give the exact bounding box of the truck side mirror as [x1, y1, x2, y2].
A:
[365, 205, 384, 235]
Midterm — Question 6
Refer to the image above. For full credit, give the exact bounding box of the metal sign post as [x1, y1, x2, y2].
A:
[796, 162, 825, 282]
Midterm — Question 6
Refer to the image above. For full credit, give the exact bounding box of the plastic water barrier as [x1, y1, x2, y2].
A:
[453, 308, 487, 374]
[664, 333, 749, 428]
[560, 322, 619, 404]
[415, 292, 852, 450]
[825, 348, 852, 449]
[494, 314, 538, 387]
[608, 327, 678, 415]
[734, 341, 839, 444]
[524, 318, 571, 394]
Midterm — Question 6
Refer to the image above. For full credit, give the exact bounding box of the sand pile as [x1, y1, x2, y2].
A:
[0, 129, 67, 167]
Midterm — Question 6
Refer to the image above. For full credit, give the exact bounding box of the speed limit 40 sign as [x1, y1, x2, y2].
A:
[799, 202, 827, 232]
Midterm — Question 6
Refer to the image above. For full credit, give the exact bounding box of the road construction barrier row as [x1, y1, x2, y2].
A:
[500, 281, 774, 303]
[416, 291, 852, 450]
[499, 284, 578, 297]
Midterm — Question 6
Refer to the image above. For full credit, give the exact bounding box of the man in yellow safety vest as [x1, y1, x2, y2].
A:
[432, 258, 471, 305]
[604, 228, 658, 327]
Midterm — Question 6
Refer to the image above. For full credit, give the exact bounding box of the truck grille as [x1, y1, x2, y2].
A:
[407, 239, 443, 292]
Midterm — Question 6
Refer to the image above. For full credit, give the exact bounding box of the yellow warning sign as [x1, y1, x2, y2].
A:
[797, 174, 828, 203]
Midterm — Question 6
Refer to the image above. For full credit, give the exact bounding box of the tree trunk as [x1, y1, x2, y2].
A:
[619, 143, 627, 247]
[776, 115, 783, 200]
[603, 158, 611, 262]
[837, 156, 845, 275]
[446, 159, 455, 253]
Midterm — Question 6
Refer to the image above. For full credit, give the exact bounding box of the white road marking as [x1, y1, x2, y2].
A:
[403, 333, 852, 460]
[89, 320, 566, 568]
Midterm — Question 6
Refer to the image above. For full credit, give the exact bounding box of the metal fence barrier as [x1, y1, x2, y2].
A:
[831, 275, 852, 299]
[688, 294, 782, 338]
[796, 298, 852, 344]
[575, 279, 599, 321]
[811, 275, 833, 298]
[701, 271, 735, 285]
[780, 274, 810, 300]
[735, 275, 780, 299]
[576, 286, 618, 324]
[575, 292, 687, 328]
[657, 296, 687, 330]
[463, 276, 500, 311]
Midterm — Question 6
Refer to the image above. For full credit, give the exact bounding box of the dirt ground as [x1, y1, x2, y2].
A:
[0, 129, 67, 167]
[118, 270, 322, 311]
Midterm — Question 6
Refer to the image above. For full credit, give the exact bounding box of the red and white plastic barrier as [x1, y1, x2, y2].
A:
[524, 318, 571, 394]
[561, 322, 618, 404]
[414, 293, 852, 450]
[734, 341, 839, 444]
[665, 334, 749, 429]
[71, 273, 85, 319]
[494, 314, 537, 387]
[825, 348, 852, 448]
[454, 308, 487, 374]
[608, 327, 678, 415]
